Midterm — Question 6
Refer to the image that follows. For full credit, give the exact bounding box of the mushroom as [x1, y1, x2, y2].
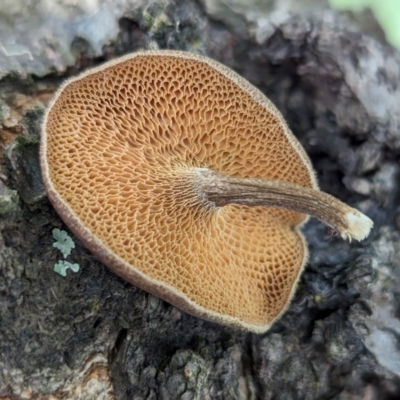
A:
[40, 50, 373, 333]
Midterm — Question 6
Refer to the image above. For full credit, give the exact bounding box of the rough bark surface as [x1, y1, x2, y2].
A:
[1, 1, 400, 399]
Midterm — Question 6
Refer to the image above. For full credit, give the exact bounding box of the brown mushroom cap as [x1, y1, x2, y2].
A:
[41, 50, 319, 333]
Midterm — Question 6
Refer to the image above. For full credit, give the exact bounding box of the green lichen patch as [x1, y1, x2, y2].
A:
[54, 260, 80, 277]
[52, 228, 75, 258]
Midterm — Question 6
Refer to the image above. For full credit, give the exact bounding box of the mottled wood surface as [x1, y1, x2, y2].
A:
[1, 1, 400, 399]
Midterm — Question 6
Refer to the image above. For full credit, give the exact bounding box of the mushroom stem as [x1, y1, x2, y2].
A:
[196, 169, 373, 242]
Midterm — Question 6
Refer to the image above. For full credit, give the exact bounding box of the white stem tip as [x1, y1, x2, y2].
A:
[342, 211, 374, 242]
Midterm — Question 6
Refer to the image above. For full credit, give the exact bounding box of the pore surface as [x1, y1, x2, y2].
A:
[44, 53, 315, 329]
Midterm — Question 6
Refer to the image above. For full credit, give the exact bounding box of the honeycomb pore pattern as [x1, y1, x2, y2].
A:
[41, 50, 318, 333]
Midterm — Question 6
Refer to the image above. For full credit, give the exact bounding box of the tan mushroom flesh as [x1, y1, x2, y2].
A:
[40, 50, 373, 333]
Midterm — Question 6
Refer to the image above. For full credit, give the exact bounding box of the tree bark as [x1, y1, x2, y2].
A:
[1, 1, 400, 399]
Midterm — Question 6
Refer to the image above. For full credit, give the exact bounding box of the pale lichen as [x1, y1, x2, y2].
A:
[52, 228, 79, 277]
[52, 228, 75, 258]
